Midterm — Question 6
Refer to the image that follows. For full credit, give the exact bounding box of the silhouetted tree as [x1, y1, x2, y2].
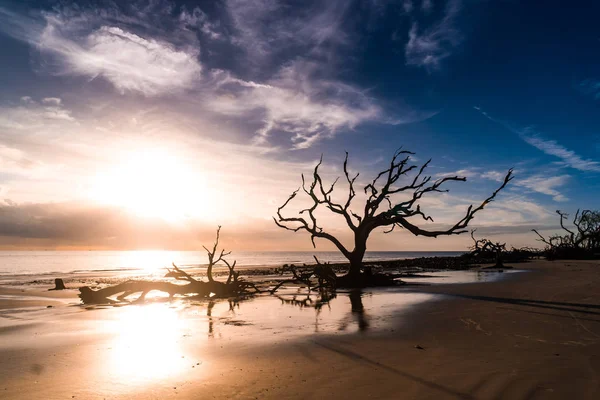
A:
[78, 227, 259, 304]
[469, 229, 507, 268]
[274, 149, 513, 286]
[533, 209, 600, 259]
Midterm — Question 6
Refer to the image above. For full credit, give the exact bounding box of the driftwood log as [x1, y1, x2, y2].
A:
[78, 264, 257, 304]
[78, 227, 261, 304]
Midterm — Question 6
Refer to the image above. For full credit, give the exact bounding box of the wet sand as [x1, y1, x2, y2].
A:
[1, 260, 599, 399]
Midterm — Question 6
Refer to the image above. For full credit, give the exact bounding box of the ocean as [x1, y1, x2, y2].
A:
[0, 250, 465, 276]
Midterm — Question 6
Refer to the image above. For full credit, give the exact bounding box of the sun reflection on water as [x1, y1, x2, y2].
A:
[120, 250, 180, 275]
[108, 304, 189, 384]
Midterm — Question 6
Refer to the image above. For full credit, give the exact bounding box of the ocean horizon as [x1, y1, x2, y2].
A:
[0, 250, 466, 276]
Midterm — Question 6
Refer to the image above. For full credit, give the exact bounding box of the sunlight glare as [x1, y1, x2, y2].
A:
[121, 250, 181, 275]
[90, 148, 214, 221]
[108, 304, 189, 384]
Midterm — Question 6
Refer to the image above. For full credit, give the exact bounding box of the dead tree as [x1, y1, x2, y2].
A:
[78, 227, 259, 304]
[469, 230, 507, 268]
[274, 149, 513, 287]
[203, 226, 230, 283]
[533, 209, 600, 259]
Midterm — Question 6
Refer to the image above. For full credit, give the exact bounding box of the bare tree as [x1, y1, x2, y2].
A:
[469, 229, 507, 268]
[202, 225, 230, 283]
[78, 227, 259, 304]
[533, 209, 600, 258]
[274, 149, 513, 285]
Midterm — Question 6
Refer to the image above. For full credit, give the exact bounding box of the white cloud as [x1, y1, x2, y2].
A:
[515, 174, 570, 202]
[0, 6, 202, 97]
[0, 97, 76, 130]
[521, 132, 600, 172]
[405, 0, 462, 69]
[439, 166, 569, 202]
[473, 107, 600, 173]
[42, 97, 61, 106]
[435, 168, 480, 179]
[38, 22, 201, 96]
[480, 170, 505, 182]
[0, 144, 49, 178]
[203, 62, 421, 149]
[1, 3, 401, 149]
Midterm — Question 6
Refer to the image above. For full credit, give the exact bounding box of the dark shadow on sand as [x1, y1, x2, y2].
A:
[436, 293, 600, 316]
[312, 339, 474, 399]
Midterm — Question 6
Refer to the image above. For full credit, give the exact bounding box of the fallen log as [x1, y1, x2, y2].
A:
[78, 280, 205, 304]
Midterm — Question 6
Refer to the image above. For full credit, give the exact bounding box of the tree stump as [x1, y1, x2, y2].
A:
[50, 278, 66, 291]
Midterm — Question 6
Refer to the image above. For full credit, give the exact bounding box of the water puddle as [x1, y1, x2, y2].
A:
[400, 268, 522, 285]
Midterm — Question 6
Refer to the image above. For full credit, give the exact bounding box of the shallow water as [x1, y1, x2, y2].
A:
[400, 269, 522, 285]
[1, 269, 519, 343]
[0, 250, 465, 276]
[0, 269, 521, 392]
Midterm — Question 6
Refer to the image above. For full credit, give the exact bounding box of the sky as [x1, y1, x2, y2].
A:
[0, 0, 598, 251]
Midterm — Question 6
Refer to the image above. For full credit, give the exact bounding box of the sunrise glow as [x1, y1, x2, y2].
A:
[89, 149, 211, 222]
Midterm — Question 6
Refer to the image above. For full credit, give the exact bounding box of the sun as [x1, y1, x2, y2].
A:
[90, 148, 211, 221]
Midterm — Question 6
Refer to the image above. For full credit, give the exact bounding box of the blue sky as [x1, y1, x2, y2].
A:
[0, 0, 598, 251]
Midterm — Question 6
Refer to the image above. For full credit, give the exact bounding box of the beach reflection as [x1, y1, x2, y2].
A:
[120, 250, 182, 275]
[107, 304, 188, 384]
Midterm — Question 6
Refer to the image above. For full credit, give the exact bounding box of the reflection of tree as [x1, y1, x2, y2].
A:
[205, 298, 244, 338]
[338, 290, 369, 332]
[275, 287, 370, 333]
[349, 290, 369, 331]
[207, 300, 215, 337]
[275, 287, 336, 310]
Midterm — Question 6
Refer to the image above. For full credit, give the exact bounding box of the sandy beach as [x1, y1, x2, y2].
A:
[1, 259, 599, 399]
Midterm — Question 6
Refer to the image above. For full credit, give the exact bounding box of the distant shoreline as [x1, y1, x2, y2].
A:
[0, 250, 467, 282]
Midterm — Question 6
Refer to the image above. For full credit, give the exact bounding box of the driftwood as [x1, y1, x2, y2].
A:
[468, 230, 508, 268]
[78, 264, 258, 304]
[533, 209, 600, 259]
[78, 227, 261, 304]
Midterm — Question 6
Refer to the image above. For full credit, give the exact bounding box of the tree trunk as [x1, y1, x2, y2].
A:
[207, 264, 214, 282]
[347, 232, 367, 277]
[495, 249, 504, 268]
[348, 256, 362, 277]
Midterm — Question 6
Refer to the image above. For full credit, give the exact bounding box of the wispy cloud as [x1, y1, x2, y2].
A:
[38, 22, 201, 96]
[516, 174, 570, 202]
[0, 5, 202, 96]
[202, 62, 408, 150]
[405, 0, 462, 69]
[0, 144, 47, 179]
[1, 2, 409, 149]
[520, 130, 600, 172]
[438, 165, 570, 202]
[435, 168, 480, 179]
[473, 106, 600, 173]
[576, 79, 600, 99]
[0, 96, 75, 130]
[225, 0, 350, 65]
